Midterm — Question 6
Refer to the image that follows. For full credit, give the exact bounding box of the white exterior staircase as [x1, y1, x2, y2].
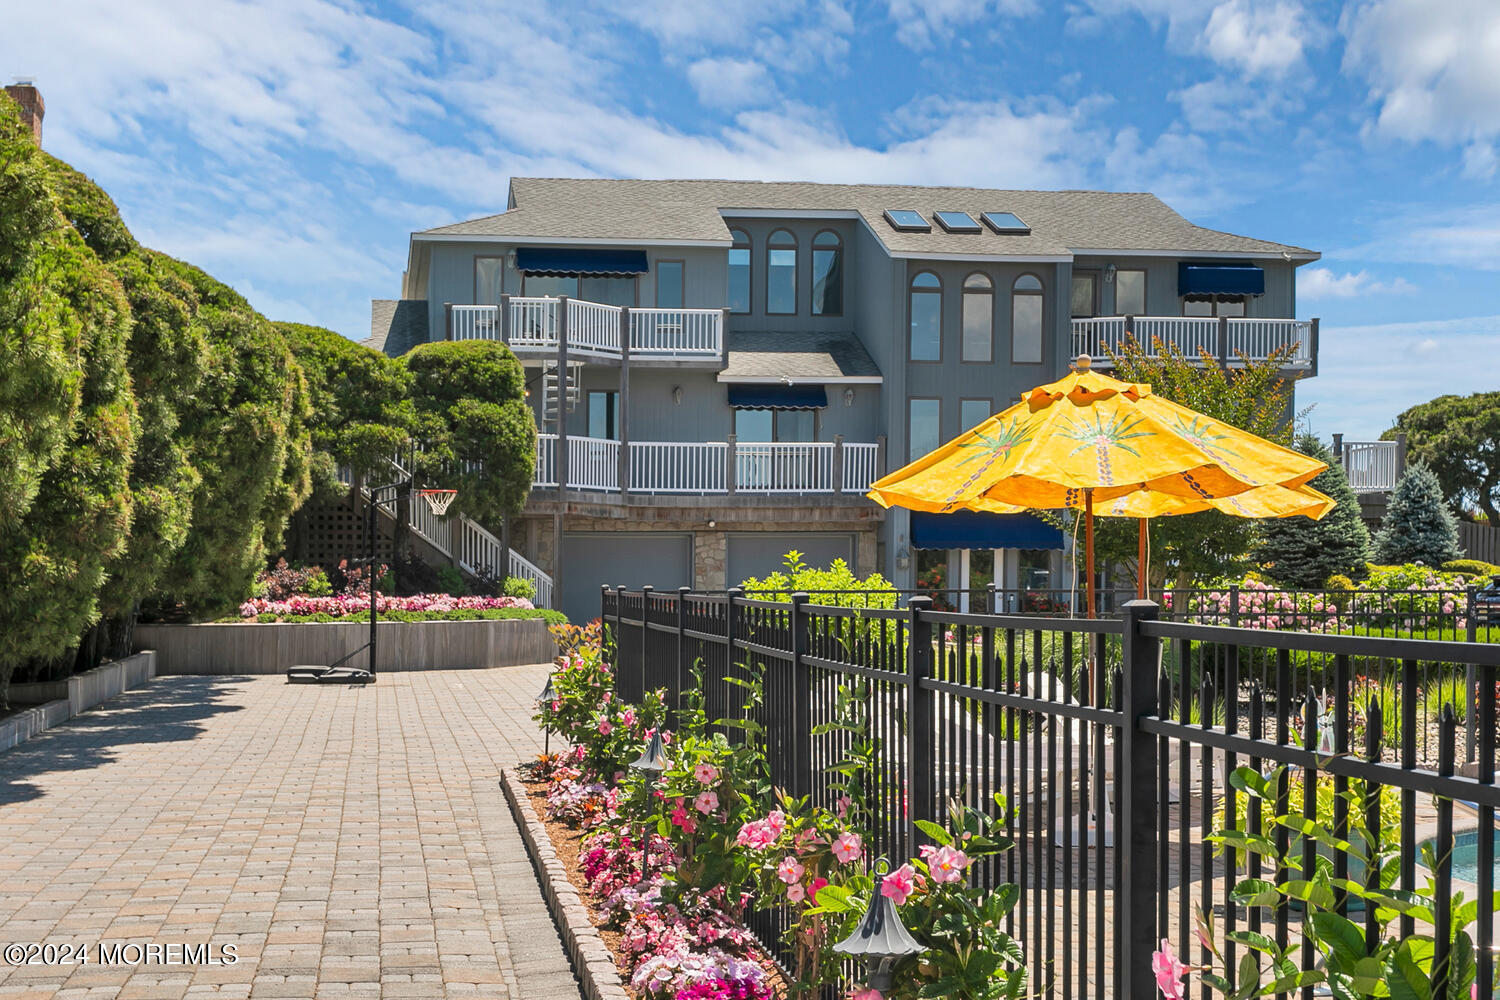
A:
[541, 361, 581, 425]
[343, 459, 554, 609]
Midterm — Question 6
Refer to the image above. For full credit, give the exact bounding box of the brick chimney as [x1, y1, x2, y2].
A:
[4, 81, 44, 144]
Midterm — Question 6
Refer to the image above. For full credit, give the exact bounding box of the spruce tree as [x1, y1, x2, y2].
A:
[1373, 462, 1461, 566]
[1257, 435, 1371, 587]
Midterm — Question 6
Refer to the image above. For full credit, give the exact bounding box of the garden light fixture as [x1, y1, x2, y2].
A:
[630, 731, 671, 879]
[832, 859, 926, 992]
[536, 673, 556, 754]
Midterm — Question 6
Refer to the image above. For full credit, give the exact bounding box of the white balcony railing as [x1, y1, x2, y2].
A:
[1342, 440, 1401, 493]
[1071, 316, 1316, 367]
[531, 438, 881, 496]
[449, 297, 723, 362]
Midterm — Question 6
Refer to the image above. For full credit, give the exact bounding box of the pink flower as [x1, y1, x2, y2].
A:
[694, 763, 719, 785]
[694, 790, 719, 815]
[597, 719, 613, 736]
[621, 707, 636, 728]
[851, 987, 882, 1000]
[880, 864, 917, 906]
[550, 700, 561, 712]
[777, 856, 805, 885]
[926, 845, 970, 883]
[1153, 939, 1186, 1000]
[832, 832, 863, 864]
[787, 882, 806, 903]
[765, 810, 786, 837]
[836, 795, 852, 819]
[794, 827, 820, 853]
[809, 877, 829, 903]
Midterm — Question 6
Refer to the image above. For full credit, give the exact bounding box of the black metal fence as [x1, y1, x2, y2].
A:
[603, 584, 1500, 1000]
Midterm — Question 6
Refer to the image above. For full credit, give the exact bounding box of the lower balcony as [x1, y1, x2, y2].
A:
[532, 435, 883, 496]
[1071, 316, 1317, 369]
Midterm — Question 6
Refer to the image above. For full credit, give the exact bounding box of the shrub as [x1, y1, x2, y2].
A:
[303, 568, 332, 598]
[1257, 435, 1371, 587]
[436, 565, 467, 596]
[1442, 558, 1498, 579]
[1374, 462, 1461, 566]
[503, 576, 536, 601]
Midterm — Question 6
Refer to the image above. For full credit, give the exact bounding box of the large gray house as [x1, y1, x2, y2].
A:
[369, 178, 1320, 622]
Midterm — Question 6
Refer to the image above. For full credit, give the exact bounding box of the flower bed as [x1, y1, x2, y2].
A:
[525, 624, 1030, 1000]
[236, 593, 545, 622]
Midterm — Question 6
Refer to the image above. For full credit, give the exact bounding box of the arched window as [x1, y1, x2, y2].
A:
[961, 272, 993, 362]
[811, 230, 843, 316]
[1011, 274, 1044, 364]
[909, 271, 942, 361]
[767, 229, 797, 315]
[728, 229, 750, 314]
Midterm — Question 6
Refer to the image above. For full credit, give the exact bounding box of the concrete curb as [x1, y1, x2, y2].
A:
[500, 767, 631, 1000]
[0, 651, 157, 754]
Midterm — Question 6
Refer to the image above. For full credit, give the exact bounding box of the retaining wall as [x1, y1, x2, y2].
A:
[133, 619, 555, 675]
[1, 651, 158, 753]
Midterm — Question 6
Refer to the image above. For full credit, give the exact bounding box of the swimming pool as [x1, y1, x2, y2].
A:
[1425, 827, 1499, 885]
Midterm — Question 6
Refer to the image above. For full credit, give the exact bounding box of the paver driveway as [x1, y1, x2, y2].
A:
[0, 665, 581, 1000]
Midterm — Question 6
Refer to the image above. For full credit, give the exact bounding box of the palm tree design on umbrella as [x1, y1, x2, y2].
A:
[940, 418, 1034, 507]
[1167, 414, 1249, 479]
[1060, 411, 1154, 486]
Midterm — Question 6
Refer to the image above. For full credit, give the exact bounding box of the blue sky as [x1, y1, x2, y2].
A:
[5, 0, 1498, 440]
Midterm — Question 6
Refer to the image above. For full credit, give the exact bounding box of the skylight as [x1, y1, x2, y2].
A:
[934, 211, 981, 233]
[884, 209, 930, 232]
[981, 212, 1031, 235]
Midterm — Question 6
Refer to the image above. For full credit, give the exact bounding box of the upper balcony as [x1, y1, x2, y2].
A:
[446, 296, 726, 365]
[1071, 316, 1318, 371]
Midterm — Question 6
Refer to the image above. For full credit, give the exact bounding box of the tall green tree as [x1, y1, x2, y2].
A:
[279, 321, 415, 498]
[402, 340, 534, 528]
[1373, 462, 1461, 567]
[0, 97, 136, 685]
[1083, 339, 1304, 588]
[1387, 391, 1500, 522]
[1256, 435, 1371, 587]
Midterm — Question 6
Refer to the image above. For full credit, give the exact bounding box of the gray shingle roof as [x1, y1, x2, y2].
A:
[417, 178, 1316, 259]
[718, 330, 883, 383]
[364, 299, 429, 357]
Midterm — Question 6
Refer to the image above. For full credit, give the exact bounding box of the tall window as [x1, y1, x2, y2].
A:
[474, 257, 504, 304]
[729, 229, 750, 314]
[961, 273, 993, 362]
[1115, 268, 1146, 316]
[1011, 274, 1044, 364]
[587, 391, 619, 440]
[811, 230, 843, 315]
[1182, 295, 1246, 317]
[960, 398, 992, 432]
[908, 398, 941, 461]
[656, 261, 684, 308]
[767, 229, 797, 315]
[1070, 273, 1097, 318]
[909, 272, 942, 361]
[581, 275, 635, 306]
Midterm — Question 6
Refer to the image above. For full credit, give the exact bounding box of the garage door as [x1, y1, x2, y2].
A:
[726, 532, 855, 588]
[560, 532, 693, 624]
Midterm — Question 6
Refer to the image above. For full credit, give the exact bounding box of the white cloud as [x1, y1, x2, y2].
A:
[1201, 0, 1318, 77]
[884, 0, 1038, 47]
[1341, 0, 1500, 148]
[1302, 314, 1500, 439]
[1336, 205, 1500, 271]
[1299, 267, 1417, 299]
[685, 58, 775, 110]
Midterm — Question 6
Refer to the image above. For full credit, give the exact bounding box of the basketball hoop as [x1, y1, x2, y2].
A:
[418, 489, 457, 517]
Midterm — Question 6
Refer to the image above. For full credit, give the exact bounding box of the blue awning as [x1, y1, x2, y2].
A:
[911, 511, 1064, 551]
[514, 247, 649, 276]
[727, 385, 828, 409]
[1178, 263, 1265, 296]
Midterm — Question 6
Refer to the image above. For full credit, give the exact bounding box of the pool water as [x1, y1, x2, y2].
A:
[1432, 828, 1499, 885]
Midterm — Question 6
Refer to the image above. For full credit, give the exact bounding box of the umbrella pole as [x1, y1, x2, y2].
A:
[1084, 489, 1096, 620]
[1138, 518, 1147, 601]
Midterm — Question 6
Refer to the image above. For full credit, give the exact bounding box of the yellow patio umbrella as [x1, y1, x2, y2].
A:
[867, 356, 1329, 616]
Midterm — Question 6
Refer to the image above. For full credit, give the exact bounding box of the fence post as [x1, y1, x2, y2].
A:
[831, 435, 845, 494]
[1395, 431, 1408, 478]
[724, 587, 744, 736]
[556, 298, 570, 496]
[1217, 315, 1230, 366]
[499, 294, 511, 345]
[987, 582, 997, 615]
[444, 302, 454, 341]
[906, 595, 934, 854]
[676, 586, 690, 724]
[1468, 585, 1479, 763]
[790, 592, 812, 797]
[1229, 584, 1240, 627]
[726, 434, 737, 495]
[1332, 432, 1344, 466]
[619, 307, 631, 499]
[614, 582, 630, 701]
[1120, 599, 1161, 1000]
[640, 584, 653, 696]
